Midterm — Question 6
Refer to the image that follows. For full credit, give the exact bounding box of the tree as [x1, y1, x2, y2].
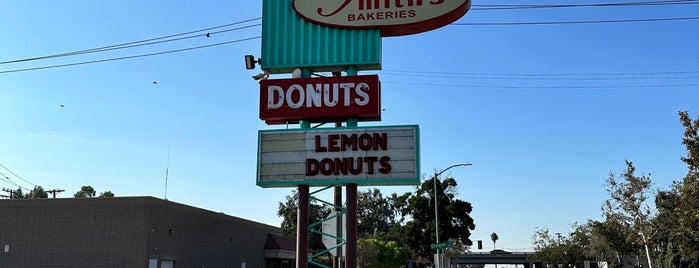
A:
[531, 111, 699, 268]
[397, 175, 475, 266]
[74, 185, 96, 198]
[676, 111, 699, 267]
[277, 190, 332, 254]
[27, 185, 48, 198]
[591, 218, 638, 268]
[277, 179, 474, 267]
[532, 223, 600, 268]
[603, 160, 656, 268]
[490, 232, 499, 250]
[357, 188, 398, 238]
[654, 183, 684, 268]
[12, 188, 25, 199]
[357, 238, 409, 268]
[98, 191, 115, 197]
[532, 228, 574, 267]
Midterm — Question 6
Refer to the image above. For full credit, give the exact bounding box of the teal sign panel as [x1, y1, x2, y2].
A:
[261, 0, 382, 74]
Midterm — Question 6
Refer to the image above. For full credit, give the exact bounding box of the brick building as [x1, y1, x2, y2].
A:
[0, 196, 295, 268]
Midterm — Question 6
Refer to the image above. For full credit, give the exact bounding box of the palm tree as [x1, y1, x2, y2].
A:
[490, 232, 499, 250]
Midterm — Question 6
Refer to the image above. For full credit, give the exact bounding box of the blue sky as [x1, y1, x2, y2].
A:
[1, 1, 698, 252]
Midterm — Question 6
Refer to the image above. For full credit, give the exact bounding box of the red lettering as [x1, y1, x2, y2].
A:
[359, 0, 426, 10]
[306, 159, 319, 175]
[305, 156, 391, 176]
[408, 0, 424, 6]
[349, 157, 363, 174]
[364, 156, 378, 174]
[318, 0, 352, 16]
[341, 134, 358, 151]
[316, 133, 387, 152]
[328, 134, 340, 152]
[379, 156, 391, 174]
[364, 0, 379, 9]
[373, 133, 387, 150]
[315, 135, 327, 152]
[334, 158, 349, 175]
[358, 133, 373, 151]
[320, 158, 334, 175]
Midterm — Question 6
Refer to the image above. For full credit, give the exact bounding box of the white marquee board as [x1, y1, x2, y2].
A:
[257, 125, 420, 187]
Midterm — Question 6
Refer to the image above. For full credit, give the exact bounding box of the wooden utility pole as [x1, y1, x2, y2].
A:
[1, 188, 15, 199]
[45, 189, 65, 198]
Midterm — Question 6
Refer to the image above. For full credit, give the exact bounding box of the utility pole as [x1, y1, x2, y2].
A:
[45, 189, 65, 198]
[1, 188, 15, 199]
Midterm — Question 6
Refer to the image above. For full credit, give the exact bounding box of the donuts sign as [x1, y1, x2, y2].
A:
[292, 0, 471, 36]
[259, 75, 381, 124]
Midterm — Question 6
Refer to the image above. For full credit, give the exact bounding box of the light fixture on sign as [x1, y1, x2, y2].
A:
[291, 68, 302, 78]
[244, 55, 261, 70]
[252, 70, 270, 81]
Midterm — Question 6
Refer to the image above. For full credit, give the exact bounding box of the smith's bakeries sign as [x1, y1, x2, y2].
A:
[259, 75, 381, 124]
[257, 125, 419, 187]
[293, 0, 471, 36]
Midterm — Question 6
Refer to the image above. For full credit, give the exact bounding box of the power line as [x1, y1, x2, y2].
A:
[378, 69, 699, 88]
[381, 69, 699, 77]
[472, 0, 699, 10]
[0, 17, 261, 65]
[1, 9, 695, 73]
[0, 36, 261, 74]
[451, 16, 699, 25]
[0, 162, 36, 187]
[0, 170, 30, 191]
[379, 72, 699, 81]
[382, 81, 699, 89]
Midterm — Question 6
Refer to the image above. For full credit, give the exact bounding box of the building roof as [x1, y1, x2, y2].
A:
[265, 232, 296, 251]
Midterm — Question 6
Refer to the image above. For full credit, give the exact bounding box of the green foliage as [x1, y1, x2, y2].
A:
[603, 160, 656, 268]
[676, 111, 699, 267]
[590, 219, 638, 267]
[357, 238, 409, 268]
[533, 111, 699, 268]
[74, 185, 96, 198]
[679, 111, 699, 170]
[651, 111, 699, 268]
[652, 111, 699, 268]
[277, 178, 475, 267]
[27, 185, 48, 198]
[276, 189, 332, 253]
[73, 185, 114, 198]
[533, 223, 617, 268]
[357, 188, 398, 239]
[396, 176, 475, 264]
[12, 188, 25, 199]
[98, 191, 115, 197]
[490, 232, 498, 250]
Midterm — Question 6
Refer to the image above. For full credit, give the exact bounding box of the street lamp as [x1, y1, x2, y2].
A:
[434, 162, 472, 268]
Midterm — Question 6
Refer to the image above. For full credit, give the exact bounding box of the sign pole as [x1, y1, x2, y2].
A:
[297, 68, 312, 268]
[344, 66, 359, 268]
[334, 184, 343, 268]
[297, 185, 309, 268]
[345, 184, 357, 268]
